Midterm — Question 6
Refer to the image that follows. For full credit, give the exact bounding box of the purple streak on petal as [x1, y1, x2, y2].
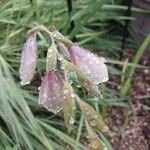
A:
[68, 45, 109, 84]
[19, 34, 38, 85]
[39, 71, 63, 114]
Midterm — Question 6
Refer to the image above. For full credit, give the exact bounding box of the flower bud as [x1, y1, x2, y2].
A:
[62, 80, 76, 131]
[46, 44, 57, 72]
[85, 121, 104, 150]
[76, 96, 109, 134]
[61, 59, 102, 97]
[39, 71, 63, 114]
[68, 45, 109, 85]
[19, 33, 38, 85]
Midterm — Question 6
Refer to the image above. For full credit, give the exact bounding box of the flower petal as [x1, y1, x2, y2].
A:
[39, 71, 63, 114]
[62, 59, 102, 97]
[19, 34, 38, 85]
[68, 45, 109, 84]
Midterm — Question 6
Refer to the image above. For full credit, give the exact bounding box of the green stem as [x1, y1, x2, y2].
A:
[27, 25, 73, 46]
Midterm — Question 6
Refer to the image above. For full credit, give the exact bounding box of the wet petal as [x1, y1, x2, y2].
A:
[62, 59, 102, 97]
[19, 34, 38, 85]
[46, 44, 57, 72]
[39, 71, 63, 114]
[68, 45, 109, 84]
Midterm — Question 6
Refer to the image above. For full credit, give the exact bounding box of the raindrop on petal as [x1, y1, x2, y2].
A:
[68, 45, 109, 84]
[19, 34, 38, 85]
[39, 71, 63, 114]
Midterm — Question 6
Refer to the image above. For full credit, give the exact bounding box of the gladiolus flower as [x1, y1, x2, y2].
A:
[68, 45, 109, 85]
[19, 34, 38, 85]
[39, 71, 63, 114]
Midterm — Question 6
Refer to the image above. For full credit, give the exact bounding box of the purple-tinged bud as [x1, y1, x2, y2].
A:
[62, 80, 76, 131]
[76, 96, 109, 134]
[46, 44, 57, 72]
[39, 71, 63, 114]
[57, 42, 70, 60]
[85, 121, 104, 150]
[68, 45, 109, 85]
[19, 34, 38, 85]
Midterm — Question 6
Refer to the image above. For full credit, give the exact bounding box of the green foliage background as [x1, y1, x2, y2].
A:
[0, 0, 149, 149]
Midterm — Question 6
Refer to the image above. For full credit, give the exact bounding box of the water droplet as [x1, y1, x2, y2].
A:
[58, 56, 63, 61]
[71, 93, 75, 98]
[102, 125, 109, 133]
[91, 139, 100, 150]
[48, 54, 52, 58]
[85, 109, 90, 115]
[94, 115, 98, 118]
[6, 78, 10, 81]
[77, 84, 81, 88]
[43, 94, 47, 98]
[69, 116, 75, 124]
[21, 80, 30, 85]
[38, 86, 41, 90]
[90, 119, 97, 127]
[48, 49, 53, 52]
[63, 89, 69, 94]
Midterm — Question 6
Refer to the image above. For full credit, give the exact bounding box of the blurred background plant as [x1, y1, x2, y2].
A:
[0, 0, 150, 149]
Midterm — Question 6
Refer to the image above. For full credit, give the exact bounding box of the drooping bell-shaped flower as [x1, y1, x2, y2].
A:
[68, 45, 109, 85]
[39, 71, 63, 114]
[19, 33, 38, 85]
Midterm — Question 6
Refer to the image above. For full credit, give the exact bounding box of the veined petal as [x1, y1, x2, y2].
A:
[19, 34, 38, 85]
[68, 45, 109, 85]
[39, 71, 63, 114]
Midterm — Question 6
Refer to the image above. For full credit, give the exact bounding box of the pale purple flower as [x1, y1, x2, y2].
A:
[19, 34, 38, 85]
[39, 71, 63, 114]
[68, 45, 109, 85]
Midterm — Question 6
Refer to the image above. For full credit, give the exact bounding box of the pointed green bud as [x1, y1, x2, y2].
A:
[62, 79, 76, 131]
[85, 121, 104, 150]
[61, 59, 102, 97]
[76, 96, 109, 134]
[46, 44, 57, 72]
